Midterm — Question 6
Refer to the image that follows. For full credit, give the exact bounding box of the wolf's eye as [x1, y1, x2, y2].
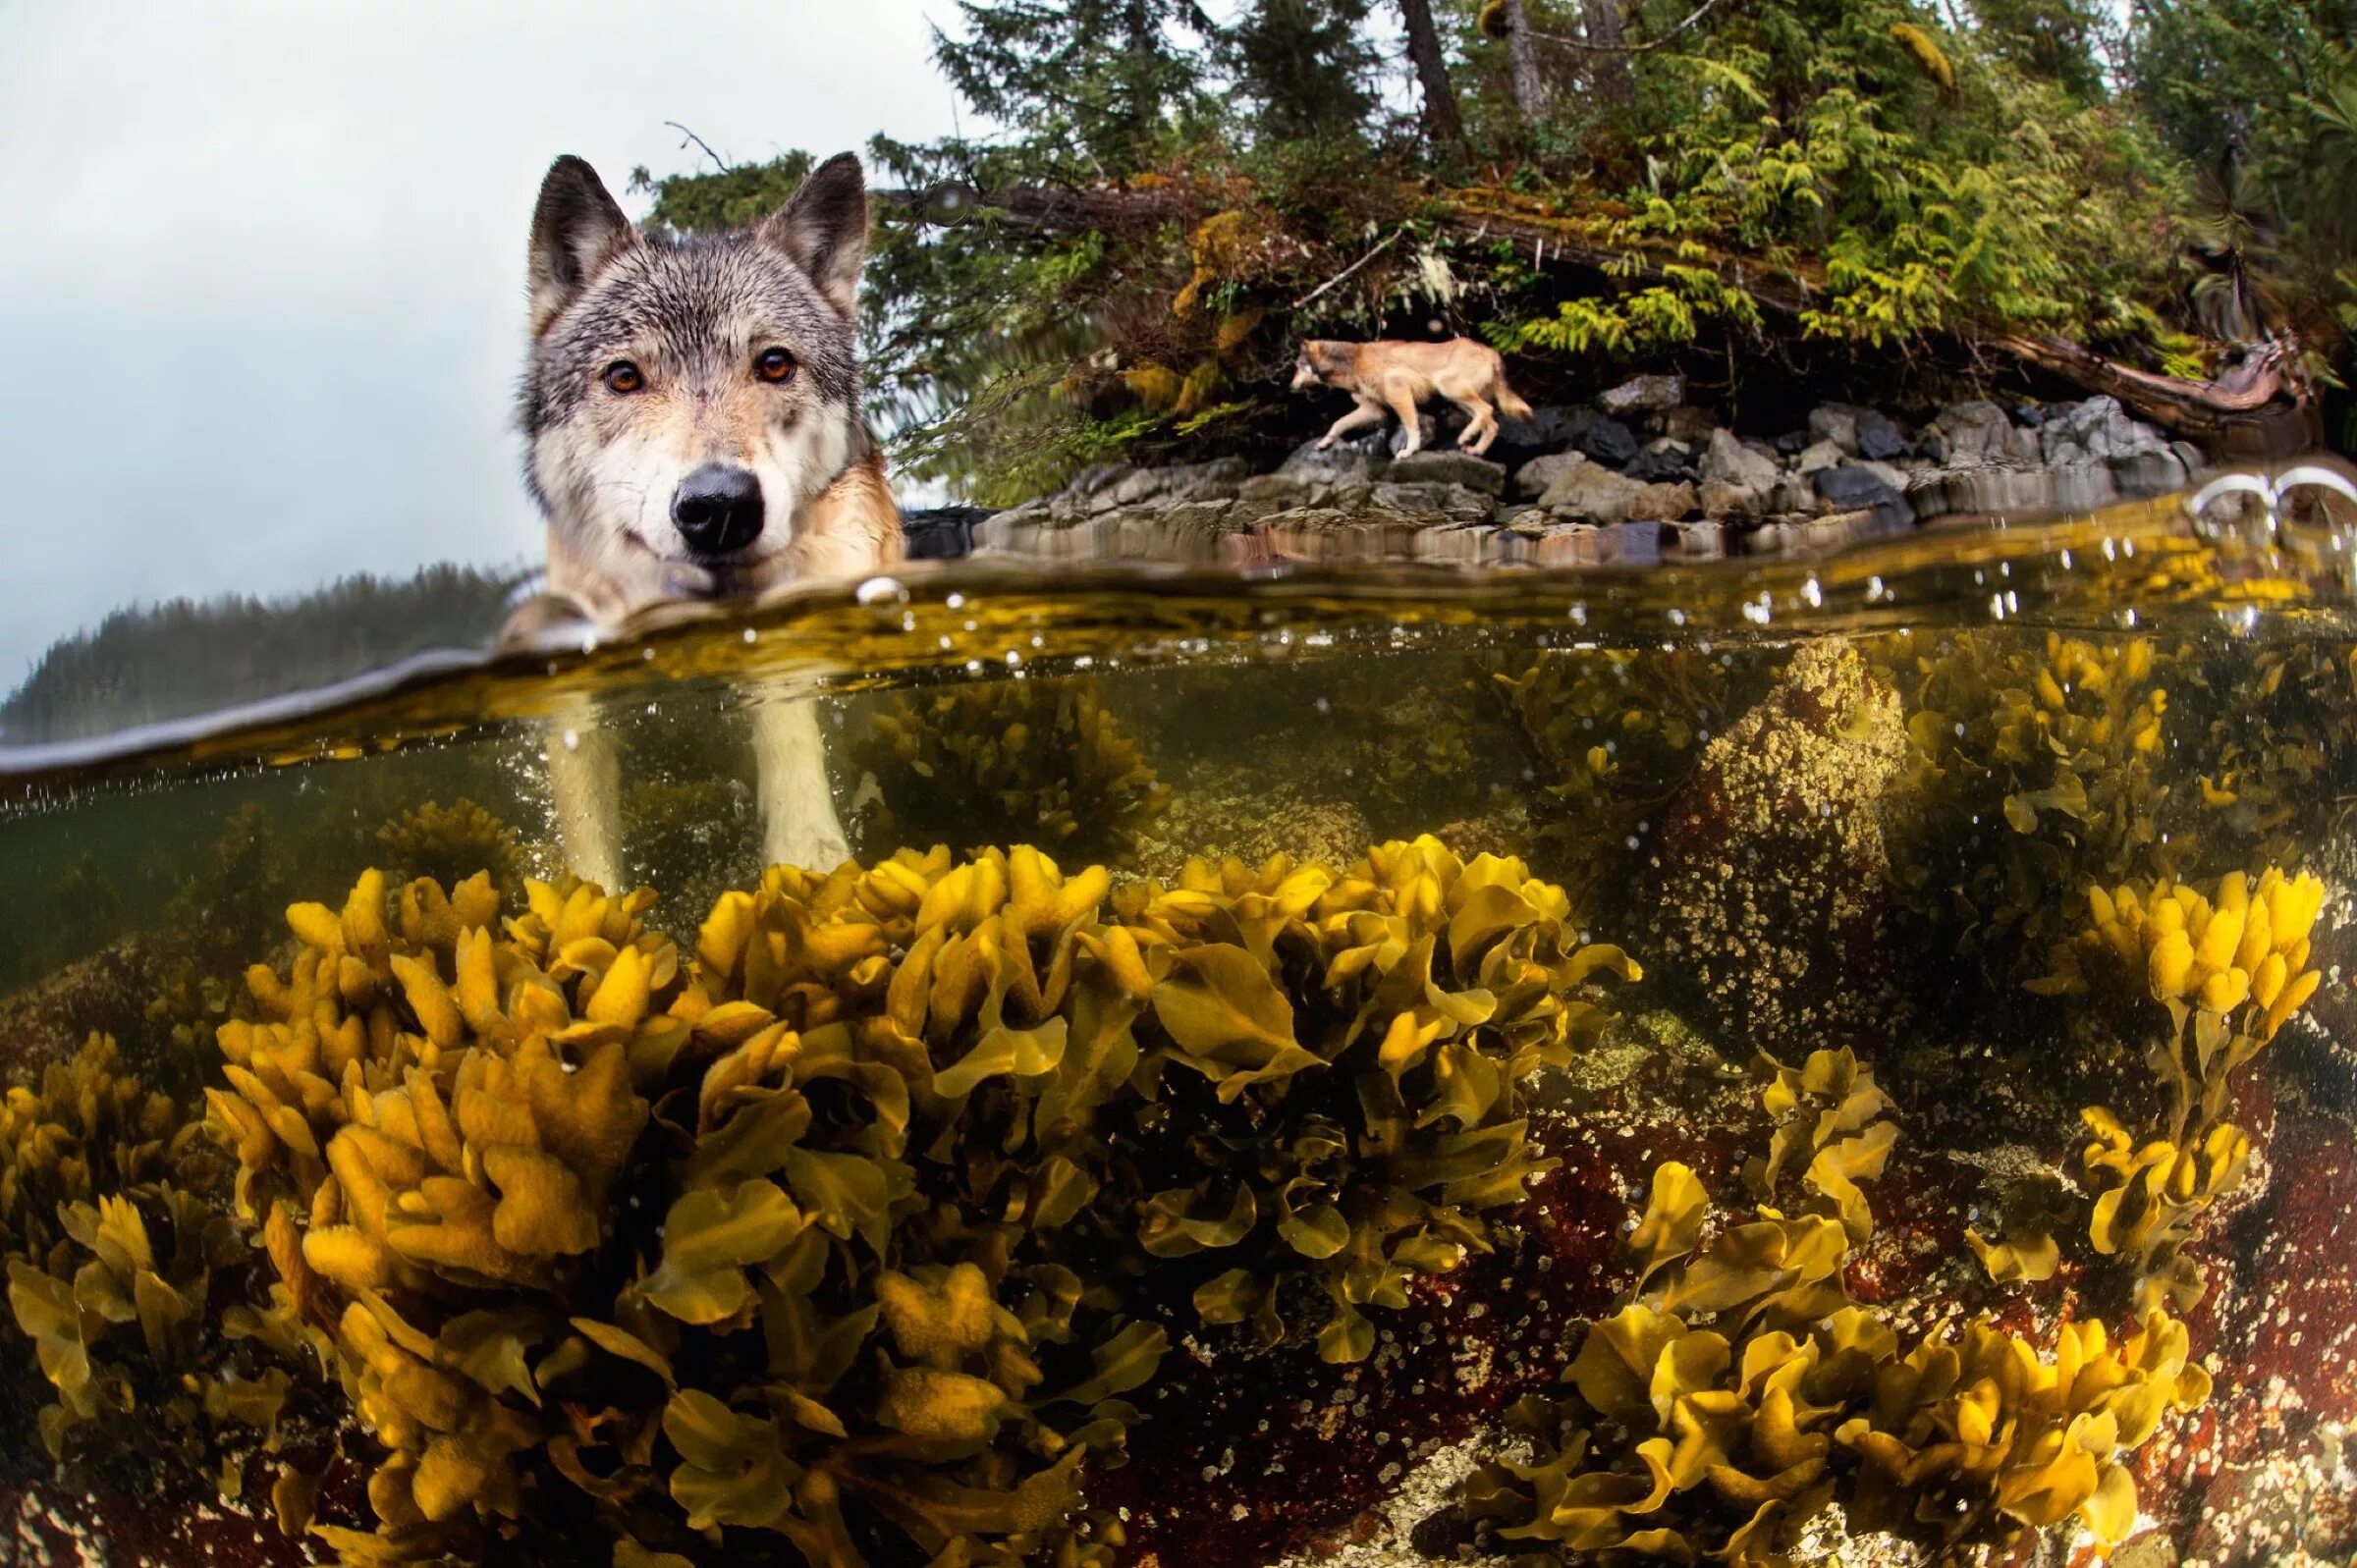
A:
[602, 360, 643, 394]
[754, 348, 796, 384]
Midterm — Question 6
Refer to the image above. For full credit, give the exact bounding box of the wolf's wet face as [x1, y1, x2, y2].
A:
[519, 154, 868, 585]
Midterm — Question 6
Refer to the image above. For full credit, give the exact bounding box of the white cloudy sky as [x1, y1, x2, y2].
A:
[0, 1, 967, 681]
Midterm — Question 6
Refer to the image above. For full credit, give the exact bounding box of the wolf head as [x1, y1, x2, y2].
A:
[1290, 340, 1344, 391]
[520, 153, 869, 592]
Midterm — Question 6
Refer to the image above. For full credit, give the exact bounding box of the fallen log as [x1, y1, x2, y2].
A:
[879, 180, 2319, 455]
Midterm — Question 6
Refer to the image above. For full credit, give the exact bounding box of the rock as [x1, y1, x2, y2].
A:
[1106, 457, 1249, 508]
[1650, 642, 1908, 1051]
[2171, 439, 2206, 480]
[1930, 400, 2040, 465]
[1539, 461, 1647, 523]
[1908, 466, 2058, 518]
[1515, 451, 1589, 500]
[1702, 428, 1779, 492]
[1388, 449, 1507, 496]
[2043, 395, 2165, 463]
[1370, 481, 1493, 521]
[1385, 413, 1445, 456]
[1597, 373, 1684, 415]
[1700, 479, 1766, 519]
[2110, 448, 2189, 498]
[900, 505, 988, 560]
[1580, 414, 1640, 467]
[1277, 438, 1391, 483]
[1769, 474, 1816, 514]
[1854, 409, 1906, 460]
[1488, 405, 1594, 469]
[1807, 403, 1868, 455]
[1796, 439, 1844, 474]
[1660, 406, 1718, 442]
[1492, 501, 1543, 528]
[1238, 472, 1332, 511]
[1774, 430, 1811, 457]
[1627, 479, 1700, 519]
[1814, 463, 1914, 521]
[1859, 460, 1911, 493]
[1667, 519, 1727, 559]
[1626, 440, 1698, 483]
[2046, 461, 2119, 513]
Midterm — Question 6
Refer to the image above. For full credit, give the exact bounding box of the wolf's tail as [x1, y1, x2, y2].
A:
[1495, 372, 1535, 424]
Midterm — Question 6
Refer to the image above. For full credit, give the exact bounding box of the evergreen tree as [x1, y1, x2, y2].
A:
[1220, 0, 1382, 143]
[931, 0, 1217, 178]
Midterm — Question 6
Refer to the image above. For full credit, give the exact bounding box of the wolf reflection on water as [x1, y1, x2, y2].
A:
[0, 497, 2354, 1567]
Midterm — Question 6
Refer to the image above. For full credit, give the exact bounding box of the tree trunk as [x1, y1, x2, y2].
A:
[1504, 0, 1549, 119]
[1579, 0, 1634, 109]
[1397, 0, 1465, 147]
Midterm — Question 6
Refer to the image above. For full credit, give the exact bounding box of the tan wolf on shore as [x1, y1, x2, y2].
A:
[1290, 337, 1534, 458]
[508, 152, 903, 884]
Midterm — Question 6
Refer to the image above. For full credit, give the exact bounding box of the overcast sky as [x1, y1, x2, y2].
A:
[0, 1, 967, 681]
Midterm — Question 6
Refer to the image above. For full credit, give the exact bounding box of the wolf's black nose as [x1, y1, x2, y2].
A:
[672, 463, 764, 556]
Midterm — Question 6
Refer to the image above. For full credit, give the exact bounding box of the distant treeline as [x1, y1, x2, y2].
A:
[1, 563, 525, 744]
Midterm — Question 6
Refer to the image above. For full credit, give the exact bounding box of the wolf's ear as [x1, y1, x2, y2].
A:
[527, 156, 636, 336]
[757, 152, 869, 318]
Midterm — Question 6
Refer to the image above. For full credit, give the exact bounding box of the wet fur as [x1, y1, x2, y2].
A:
[1291, 338, 1534, 458]
[513, 154, 901, 881]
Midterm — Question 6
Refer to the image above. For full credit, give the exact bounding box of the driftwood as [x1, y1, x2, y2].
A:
[1988, 334, 2317, 456]
[880, 180, 2316, 453]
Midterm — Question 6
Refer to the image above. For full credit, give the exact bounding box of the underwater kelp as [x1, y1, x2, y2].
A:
[1496, 646, 1781, 888]
[2174, 640, 2357, 875]
[1462, 1049, 2212, 1562]
[1877, 629, 2181, 986]
[375, 798, 526, 899]
[198, 836, 1634, 1564]
[0, 1032, 284, 1466]
[2030, 866, 2326, 1313]
[852, 680, 1171, 868]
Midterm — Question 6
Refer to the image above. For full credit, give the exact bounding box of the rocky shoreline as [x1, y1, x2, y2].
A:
[918, 376, 2206, 566]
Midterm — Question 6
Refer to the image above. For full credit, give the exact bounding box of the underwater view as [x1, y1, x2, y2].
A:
[2, 467, 2354, 1568]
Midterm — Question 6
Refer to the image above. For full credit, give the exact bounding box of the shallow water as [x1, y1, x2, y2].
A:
[3, 468, 2356, 1567]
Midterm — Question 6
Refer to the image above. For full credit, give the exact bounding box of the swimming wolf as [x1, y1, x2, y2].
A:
[1290, 337, 1534, 458]
[514, 151, 902, 884]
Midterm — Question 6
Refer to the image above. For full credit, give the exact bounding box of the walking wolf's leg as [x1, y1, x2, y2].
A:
[1318, 398, 1389, 450]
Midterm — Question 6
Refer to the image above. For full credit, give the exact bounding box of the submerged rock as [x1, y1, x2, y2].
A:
[1650, 641, 1909, 1052]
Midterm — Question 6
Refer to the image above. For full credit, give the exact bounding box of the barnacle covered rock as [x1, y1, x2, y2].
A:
[1649, 641, 1908, 1051]
[1879, 629, 2179, 984]
[1466, 1047, 2209, 1562]
[851, 678, 1170, 866]
[206, 834, 1627, 1565]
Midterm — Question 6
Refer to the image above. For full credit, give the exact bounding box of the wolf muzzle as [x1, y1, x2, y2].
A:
[672, 463, 765, 557]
